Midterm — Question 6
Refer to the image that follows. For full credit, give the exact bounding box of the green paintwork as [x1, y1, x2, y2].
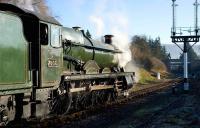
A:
[62, 27, 119, 71]
[62, 27, 120, 52]
[41, 23, 63, 87]
[65, 45, 118, 69]
[94, 51, 118, 68]
[0, 12, 31, 94]
[71, 46, 93, 62]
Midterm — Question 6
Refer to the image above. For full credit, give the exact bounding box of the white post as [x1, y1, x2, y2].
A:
[183, 43, 189, 91]
[157, 72, 161, 80]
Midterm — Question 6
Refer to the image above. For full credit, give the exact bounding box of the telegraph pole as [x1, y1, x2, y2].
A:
[171, 0, 200, 92]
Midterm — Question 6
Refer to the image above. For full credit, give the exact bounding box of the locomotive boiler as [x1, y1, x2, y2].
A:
[0, 3, 135, 125]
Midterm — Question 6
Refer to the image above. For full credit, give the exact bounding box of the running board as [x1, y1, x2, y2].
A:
[64, 72, 135, 81]
[69, 85, 115, 93]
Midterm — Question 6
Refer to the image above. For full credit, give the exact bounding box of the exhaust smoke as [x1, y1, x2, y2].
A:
[0, 0, 49, 16]
[17, 0, 34, 11]
[112, 30, 140, 82]
[89, 1, 140, 80]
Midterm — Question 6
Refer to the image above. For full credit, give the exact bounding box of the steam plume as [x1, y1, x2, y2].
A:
[89, 15, 104, 36]
[89, 0, 140, 81]
[109, 13, 140, 82]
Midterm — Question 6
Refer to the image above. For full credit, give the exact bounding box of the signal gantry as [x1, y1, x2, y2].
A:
[171, 0, 200, 92]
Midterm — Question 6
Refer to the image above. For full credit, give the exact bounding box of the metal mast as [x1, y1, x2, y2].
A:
[171, 0, 200, 92]
[172, 0, 177, 36]
[194, 0, 199, 35]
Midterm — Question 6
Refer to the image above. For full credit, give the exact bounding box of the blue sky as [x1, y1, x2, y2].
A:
[47, 0, 197, 44]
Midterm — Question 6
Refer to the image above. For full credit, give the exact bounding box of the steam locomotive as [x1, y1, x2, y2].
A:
[0, 3, 135, 125]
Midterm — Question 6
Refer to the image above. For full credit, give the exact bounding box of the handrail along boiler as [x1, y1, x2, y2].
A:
[0, 3, 135, 124]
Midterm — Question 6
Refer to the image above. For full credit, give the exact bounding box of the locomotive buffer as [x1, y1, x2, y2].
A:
[171, 0, 200, 91]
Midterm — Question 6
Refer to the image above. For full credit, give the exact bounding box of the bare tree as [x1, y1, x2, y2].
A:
[33, 0, 50, 16]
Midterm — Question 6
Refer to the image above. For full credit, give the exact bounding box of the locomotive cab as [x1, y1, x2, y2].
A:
[40, 22, 63, 87]
[0, 3, 63, 90]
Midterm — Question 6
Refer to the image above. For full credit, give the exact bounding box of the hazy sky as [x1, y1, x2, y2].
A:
[47, 0, 198, 44]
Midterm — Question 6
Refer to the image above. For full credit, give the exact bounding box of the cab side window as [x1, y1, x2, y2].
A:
[40, 23, 48, 45]
[51, 25, 61, 48]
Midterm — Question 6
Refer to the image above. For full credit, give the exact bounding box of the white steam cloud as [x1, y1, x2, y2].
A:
[112, 30, 131, 67]
[88, 0, 140, 81]
[89, 1, 132, 67]
[108, 12, 131, 67]
[109, 13, 140, 82]
[89, 12, 132, 67]
[89, 15, 105, 36]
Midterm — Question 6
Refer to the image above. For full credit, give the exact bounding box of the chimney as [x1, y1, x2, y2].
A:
[72, 26, 81, 31]
[104, 35, 114, 44]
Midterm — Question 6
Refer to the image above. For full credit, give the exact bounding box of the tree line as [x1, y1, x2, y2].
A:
[130, 35, 170, 71]
[130, 35, 200, 73]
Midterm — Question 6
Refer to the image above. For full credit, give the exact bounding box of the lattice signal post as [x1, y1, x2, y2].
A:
[171, 0, 200, 92]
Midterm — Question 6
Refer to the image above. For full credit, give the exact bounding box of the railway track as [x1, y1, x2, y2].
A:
[7, 79, 181, 127]
[135, 93, 184, 128]
[134, 80, 200, 128]
[122, 79, 181, 103]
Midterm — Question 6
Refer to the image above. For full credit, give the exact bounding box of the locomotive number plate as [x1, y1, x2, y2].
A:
[47, 59, 58, 67]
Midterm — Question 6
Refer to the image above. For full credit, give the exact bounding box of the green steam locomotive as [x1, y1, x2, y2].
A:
[0, 3, 134, 125]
